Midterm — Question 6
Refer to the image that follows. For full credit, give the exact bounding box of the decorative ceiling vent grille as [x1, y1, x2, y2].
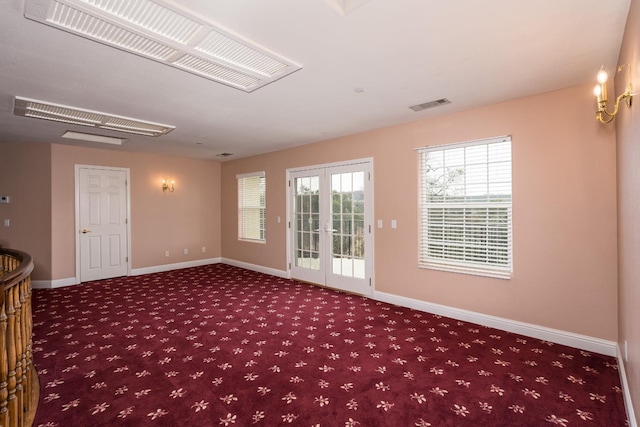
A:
[81, 0, 202, 44]
[195, 30, 288, 77]
[25, 0, 302, 92]
[173, 55, 261, 88]
[409, 98, 451, 112]
[49, 3, 179, 60]
[14, 96, 175, 137]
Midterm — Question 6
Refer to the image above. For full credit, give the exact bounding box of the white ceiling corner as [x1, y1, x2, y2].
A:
[325, 0, 373, 15]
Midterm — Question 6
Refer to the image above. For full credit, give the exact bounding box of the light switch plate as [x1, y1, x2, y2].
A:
[0, 196, 9, 204]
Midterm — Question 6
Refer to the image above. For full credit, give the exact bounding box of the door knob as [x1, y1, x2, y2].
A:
[81, 229, 91, 234]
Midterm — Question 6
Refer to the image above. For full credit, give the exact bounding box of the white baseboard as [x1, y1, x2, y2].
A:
[217, 262, 615, 356]
[221, 258, 289, 279]
[32, 261, 616, 359]
[217, 262, 617, 357]
[32, 277, 78, 289]
[33, 258, 223, 289]
[617, 344, 638, 427]
[131, 257, 222, 276]
[372, 290, 617, 357]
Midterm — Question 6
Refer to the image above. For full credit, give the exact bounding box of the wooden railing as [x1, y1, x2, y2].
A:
[0, 249, 38, 427]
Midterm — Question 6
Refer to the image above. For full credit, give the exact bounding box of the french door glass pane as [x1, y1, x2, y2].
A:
[294, 176, 320, 271]
[331, 171, 365, 279]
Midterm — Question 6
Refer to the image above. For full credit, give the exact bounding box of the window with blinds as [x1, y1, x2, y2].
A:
[237, 171, 266, 242]
[418, 136, 512, 279]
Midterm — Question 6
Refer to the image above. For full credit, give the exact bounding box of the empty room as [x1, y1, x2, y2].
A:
[0, 0, 638, 426]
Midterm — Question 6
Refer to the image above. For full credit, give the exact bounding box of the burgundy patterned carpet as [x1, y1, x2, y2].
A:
[32, 264, 628, 426]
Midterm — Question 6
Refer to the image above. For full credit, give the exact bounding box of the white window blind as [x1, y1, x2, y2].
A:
[418, 136, 512, 279]
[237, 171, 266, 242]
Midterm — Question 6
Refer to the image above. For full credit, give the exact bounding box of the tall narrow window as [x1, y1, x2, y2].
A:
[237, 171, 266, 242]
[418, 136, 512, 278]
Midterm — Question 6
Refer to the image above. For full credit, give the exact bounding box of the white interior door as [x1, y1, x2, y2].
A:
[76, 166, 129, 282]
[289, 160, 373, 296]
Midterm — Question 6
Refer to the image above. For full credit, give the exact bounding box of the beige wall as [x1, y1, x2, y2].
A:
[616, 0, 640, 421]
[0, 142, 52, 280]
[48, 144, 222, 280]
[221, 83, 619, 341]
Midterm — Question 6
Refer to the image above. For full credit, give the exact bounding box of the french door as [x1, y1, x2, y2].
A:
[288, 160, 373, 296]
[75, 165, 130, 282]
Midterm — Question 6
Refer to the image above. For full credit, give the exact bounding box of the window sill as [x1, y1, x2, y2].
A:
[420, 263, 512, 280]
[239, 238, 266, 244]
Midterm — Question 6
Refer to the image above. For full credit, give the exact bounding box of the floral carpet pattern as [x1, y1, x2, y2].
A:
[32, 264, 627, 426]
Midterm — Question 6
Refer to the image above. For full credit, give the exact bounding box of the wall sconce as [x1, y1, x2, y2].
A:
[162, 178, 175, 193]
[593, 64, 633, 123]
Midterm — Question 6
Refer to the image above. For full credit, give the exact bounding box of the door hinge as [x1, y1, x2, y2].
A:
[369, 224, 371, 233]
[288, 180, 291, 187]
[126, 257, 129, 262]
[125, 218, 128, 224]
[288, 221, 291, 229]
[289, 262, 291, 269]
[368, 172, 371, 181]
[369, 277, 372, 286]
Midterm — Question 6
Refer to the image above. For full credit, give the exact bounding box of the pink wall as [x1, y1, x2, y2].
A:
[616, 0, 640, 421]
[50, 144, 222, 280]
[0, 142, 52, 280]
[221, 83, 619, 341]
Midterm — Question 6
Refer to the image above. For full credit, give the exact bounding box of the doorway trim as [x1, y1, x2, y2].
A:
[285, 157, 374, 294]
[74, 164, 132, 283]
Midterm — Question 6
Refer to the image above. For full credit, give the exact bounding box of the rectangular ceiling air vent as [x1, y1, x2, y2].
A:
[62, 131, 125, 145]
[24, 0, 302, 92]
[409, 98, 451, 112]
[216, 152, 234, 157]
[14, 96, 175, 137]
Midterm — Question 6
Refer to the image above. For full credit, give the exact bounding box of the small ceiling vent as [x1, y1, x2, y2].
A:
[24, 0, 302, 92]
[216, 152, 234, 158]
[14, 96, 175, 137]
[409, 98, 451, 112]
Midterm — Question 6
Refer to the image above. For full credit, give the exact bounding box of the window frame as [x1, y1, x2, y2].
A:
[237, 171, 266, 243]
[418, 136, 512, 279]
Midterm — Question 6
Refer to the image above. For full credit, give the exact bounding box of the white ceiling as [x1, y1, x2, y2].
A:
[0, 0, 631, 161]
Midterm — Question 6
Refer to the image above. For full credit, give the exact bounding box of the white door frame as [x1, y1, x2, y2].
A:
[74, 164, 132, 283]
[286, 158, 374, 295]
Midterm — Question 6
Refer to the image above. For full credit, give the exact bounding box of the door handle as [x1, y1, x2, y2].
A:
[81, 229, 91, 234]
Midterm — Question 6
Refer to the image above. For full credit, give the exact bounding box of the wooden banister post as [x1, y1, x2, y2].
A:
[0, 249, 38, 427]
